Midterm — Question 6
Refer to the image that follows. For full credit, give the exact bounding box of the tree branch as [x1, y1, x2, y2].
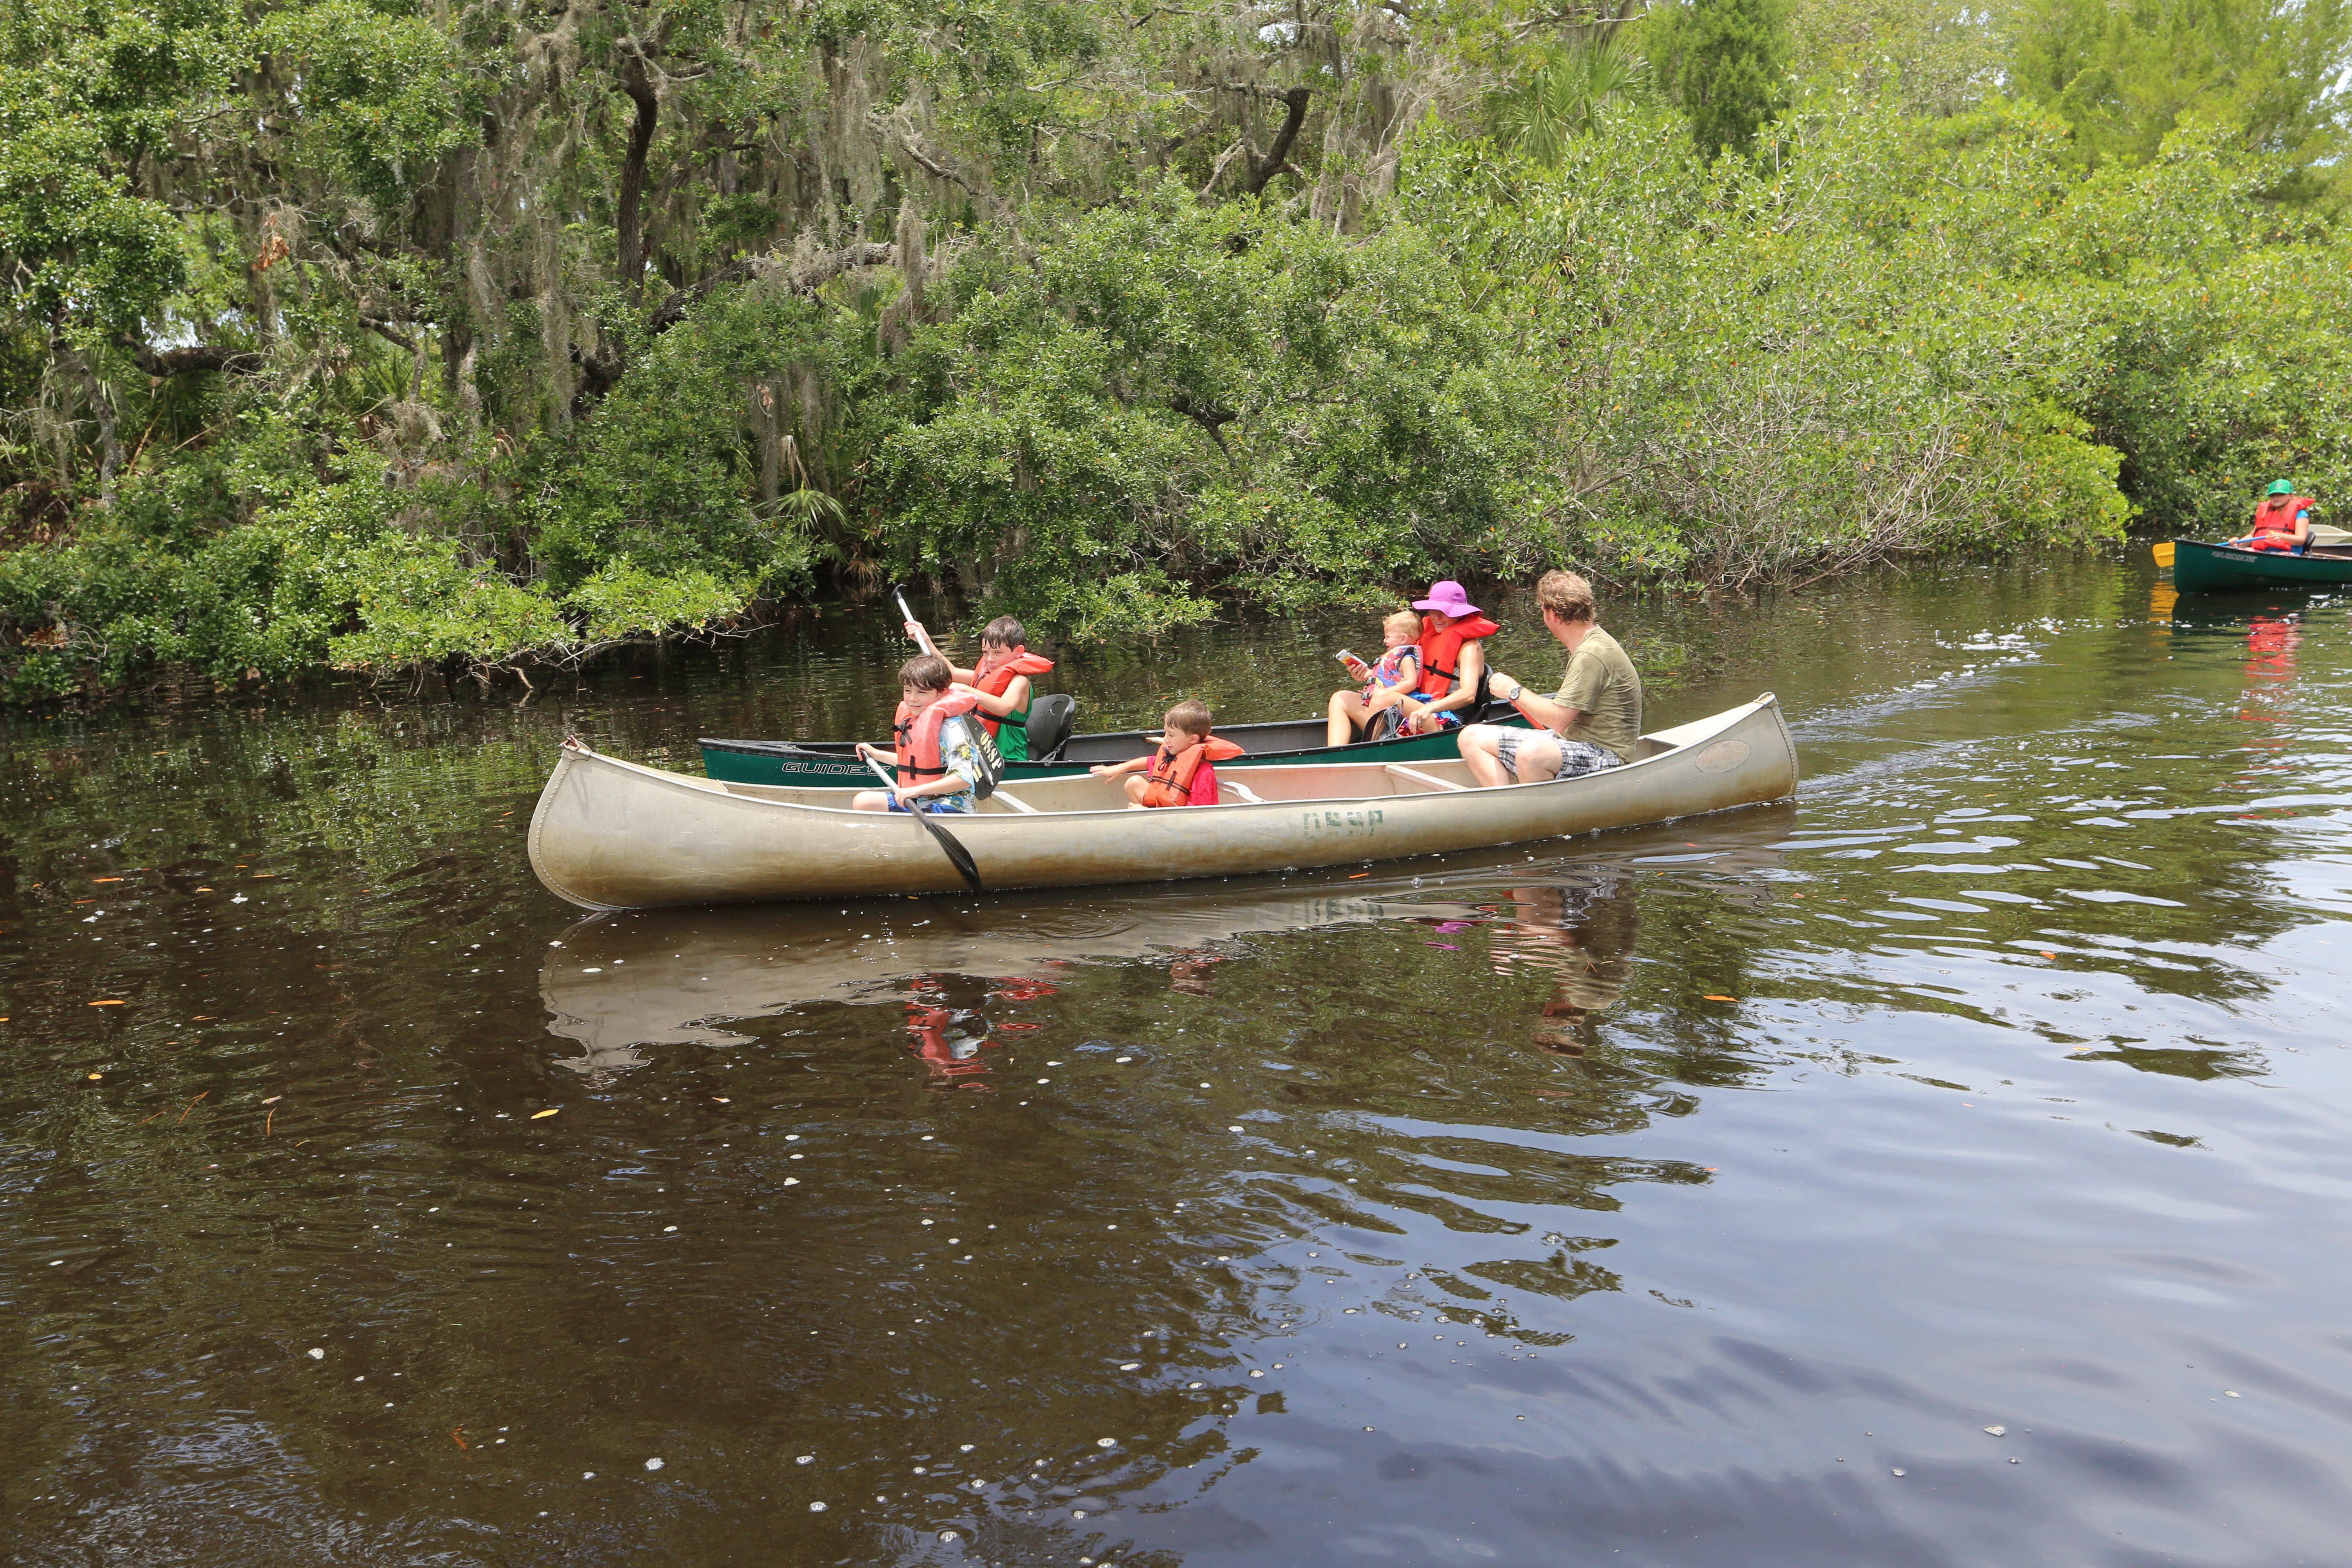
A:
[1169, 391, 1236, 454]
[359, 315, 418, 352]
[112, 336, 263, 378]
[637, 242, 896, 343]
[1247, 87, 1312, 194]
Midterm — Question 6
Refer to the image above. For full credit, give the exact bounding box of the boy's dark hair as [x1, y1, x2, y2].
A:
[1537, 569, 1597, 624]
[981, 615, 1028, 648]
[900, 653, 954, 691]
[1165, 698, 1213, 737]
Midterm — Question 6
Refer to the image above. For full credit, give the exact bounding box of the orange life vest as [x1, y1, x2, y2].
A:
[1137, 735, 1247, 808]
[2246, 494, 2316, 550]
[1415, 613, 1500, 700]
[891, 693, 981, 790]
[971, 650, 1054, 737]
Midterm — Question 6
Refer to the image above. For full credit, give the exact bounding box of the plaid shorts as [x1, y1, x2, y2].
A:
[1494, 730, 1621, 782]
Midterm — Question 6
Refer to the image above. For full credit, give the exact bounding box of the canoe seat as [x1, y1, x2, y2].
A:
[1219, 778, 1267, 804]
[1026, 694, 1078, 762]
[992, 789, 1041, 814]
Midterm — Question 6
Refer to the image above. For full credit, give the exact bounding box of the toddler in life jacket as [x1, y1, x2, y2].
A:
[1325, 609, 1424, 747]
[1093, 699, 1246, 808]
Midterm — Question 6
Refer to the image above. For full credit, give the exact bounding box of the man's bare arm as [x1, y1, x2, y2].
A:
[1488, 670, 1582, 735]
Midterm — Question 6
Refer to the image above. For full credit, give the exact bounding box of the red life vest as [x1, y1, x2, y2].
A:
[2252, 495, 2315, 535]
[2245, 494, 2316, 550]
[1415, 613, 1500, 700]
[891, 693, 981, 790]
[971, 650, 1054, 737]
[1138, 735, 1247, 808]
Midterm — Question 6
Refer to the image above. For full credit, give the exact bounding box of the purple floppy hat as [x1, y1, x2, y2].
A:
[1412, 580, 1481, 619]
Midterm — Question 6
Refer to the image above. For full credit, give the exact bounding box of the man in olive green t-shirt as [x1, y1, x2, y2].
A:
[1459, 569, 1644, 787]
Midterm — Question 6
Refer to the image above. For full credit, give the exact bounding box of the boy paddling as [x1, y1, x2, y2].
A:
[853, 655, 988, 813]
[902, 613, 1055, 761]
[1459, 570, 1643, 786]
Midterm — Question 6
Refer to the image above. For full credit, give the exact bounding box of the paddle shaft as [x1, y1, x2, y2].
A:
[863, 753, 983, 893]
[894, 587, 937, 655]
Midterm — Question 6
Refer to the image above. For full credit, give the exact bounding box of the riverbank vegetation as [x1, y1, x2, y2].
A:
[3, 0, 2348, 697]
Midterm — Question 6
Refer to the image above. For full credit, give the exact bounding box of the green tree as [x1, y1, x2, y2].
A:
[2007, 0, 2352, 185]
[1650, 0, 1793, 157]
[0, 0, 2343, 704]
[1492, 34, 1653, 165]
[880, 183, 1544, 635]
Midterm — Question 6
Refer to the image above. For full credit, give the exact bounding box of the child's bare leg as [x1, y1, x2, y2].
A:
[1122, 775, 1151, 806]
[1326, 690, 1371, 748]
[852, 789, 892, 812]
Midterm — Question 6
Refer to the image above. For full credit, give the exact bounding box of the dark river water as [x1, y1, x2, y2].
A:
[6, 561, 2352, 1567]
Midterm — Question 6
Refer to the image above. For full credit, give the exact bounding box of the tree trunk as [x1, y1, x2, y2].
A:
[57, 333, 123, 502]
[1247, 88, 1313, 195]
[615, 53, 660, 304]
[757, 381, 780, 506]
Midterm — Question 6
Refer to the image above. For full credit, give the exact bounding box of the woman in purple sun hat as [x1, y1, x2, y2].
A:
[1349, 579, 1502, 741]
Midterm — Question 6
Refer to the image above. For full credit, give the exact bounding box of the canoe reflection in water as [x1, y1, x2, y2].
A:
[541, 878, 1521, 1071]
[539, 818, 1789, 1078]
[1488, 875, 1639, 1056]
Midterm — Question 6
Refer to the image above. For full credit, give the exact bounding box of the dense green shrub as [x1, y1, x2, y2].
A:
[1, 0, 2345, 702]
[878, 187, 1543, 634]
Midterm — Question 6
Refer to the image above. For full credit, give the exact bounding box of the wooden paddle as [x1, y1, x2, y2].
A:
[864, 752, 983, 893]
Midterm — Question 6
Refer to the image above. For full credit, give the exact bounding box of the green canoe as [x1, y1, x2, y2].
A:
[2170, 538, 2352, 593]
[699, 704, 1531, 789]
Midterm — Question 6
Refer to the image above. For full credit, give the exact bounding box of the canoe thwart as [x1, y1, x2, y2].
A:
[1387, 763, 1468, 793]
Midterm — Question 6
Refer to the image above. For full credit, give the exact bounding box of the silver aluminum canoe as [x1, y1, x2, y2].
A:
[528, 694, 1799, 910]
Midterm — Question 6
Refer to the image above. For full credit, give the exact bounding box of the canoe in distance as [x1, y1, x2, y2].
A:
[2170, 539, 2352, 593]
[698, 704, 1532, 788]
[530, 695, 1799, 910]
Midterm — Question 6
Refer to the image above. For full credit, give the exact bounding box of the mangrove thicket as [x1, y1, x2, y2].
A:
[2, 0, 2348, 698]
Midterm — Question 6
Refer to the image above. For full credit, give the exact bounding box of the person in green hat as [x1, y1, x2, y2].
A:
[2245, 480, 2316, 552]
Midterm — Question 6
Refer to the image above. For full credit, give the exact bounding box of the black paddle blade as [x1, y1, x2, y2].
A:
[863, 755, 983, 894]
